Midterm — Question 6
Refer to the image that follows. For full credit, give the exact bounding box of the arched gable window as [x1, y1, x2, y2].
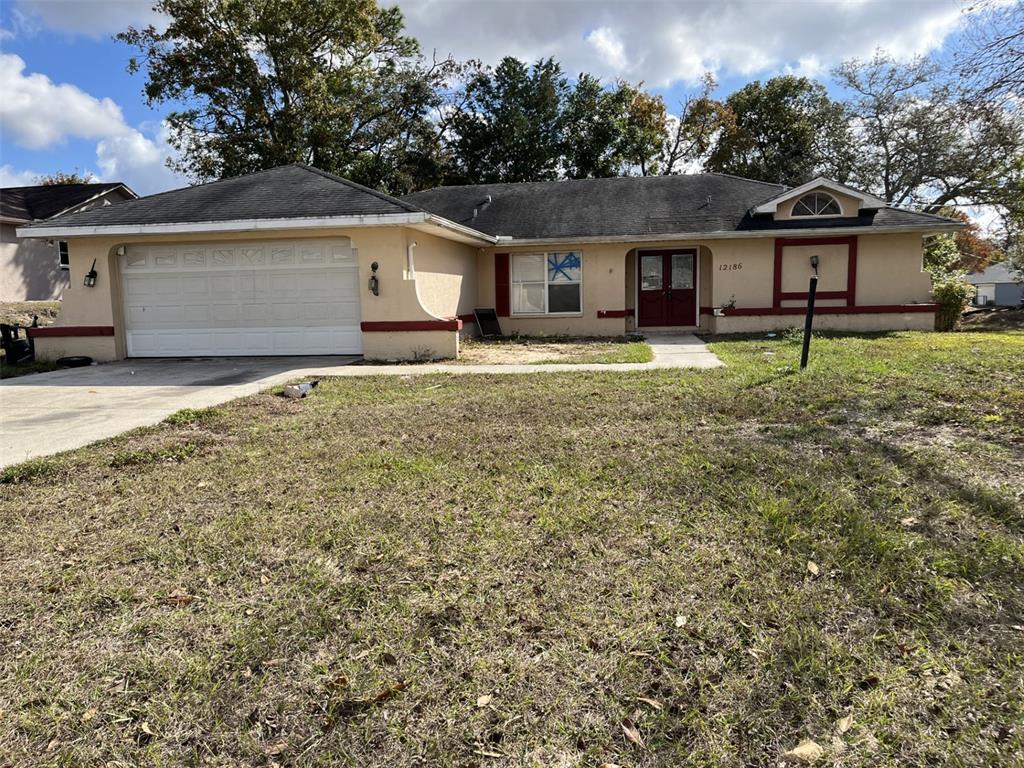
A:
[791, 192, 841, 216]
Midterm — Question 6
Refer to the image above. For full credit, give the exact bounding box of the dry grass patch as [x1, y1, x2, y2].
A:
[0, 330, 1022, 767]
[450, 336, 653, 365]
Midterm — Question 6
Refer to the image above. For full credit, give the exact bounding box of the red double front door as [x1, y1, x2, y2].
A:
[638, 249, 697, 327]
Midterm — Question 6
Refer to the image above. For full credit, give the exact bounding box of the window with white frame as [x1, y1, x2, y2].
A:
[57, 240, 70, 270]
[791, 192, 841, 216]
[511, 252, 582, 314]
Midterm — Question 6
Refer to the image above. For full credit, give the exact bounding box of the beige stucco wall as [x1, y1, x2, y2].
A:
[856, 233, 932, 304]
[408, 229, 478, 320]
[775, 187, 862, 219]
[1, 222, 69, 301]
[33, 335, 118, 362]
[362, 330, 458, 361]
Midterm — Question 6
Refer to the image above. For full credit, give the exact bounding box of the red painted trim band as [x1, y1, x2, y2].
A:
[457, 313, 477, 324]
[702, 304, 936, 317]
[28, 325, 115, 338]
[597, 309, 635, 318]
[360, 319, 463, 332]
[773, 235, 858, 309]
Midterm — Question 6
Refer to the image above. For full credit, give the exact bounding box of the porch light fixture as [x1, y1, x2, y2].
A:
[810, 254, 819, 275]
[368, 261, 380, 296]
[83, 259, 98, 288]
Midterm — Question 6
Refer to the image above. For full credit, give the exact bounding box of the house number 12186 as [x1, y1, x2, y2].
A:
[718, 263, 743, 271]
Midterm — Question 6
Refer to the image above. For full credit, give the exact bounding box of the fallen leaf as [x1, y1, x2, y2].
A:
[81, 707, 98, 723]
[622, 718, 645, 748]
[598, 764, 622, 768]
[636, 696, 663, 711]
[374, 680, 407, 702]
[835, 714, 854, 734]
[476, 694, 493, 707]
[165, 593, 194, 607]
[674, 614, 688, 628]
[381, 652, 398, 667]
[782, 739, 824, 764]
[266, 741, 288, 756]
[140, 721, 156, 736]
[806, 561, 820, 577]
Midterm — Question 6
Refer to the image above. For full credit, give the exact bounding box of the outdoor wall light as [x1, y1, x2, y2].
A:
[368, 261, 380, 296]
[810, 255, 820, 275]
[83, 258, 98, 287]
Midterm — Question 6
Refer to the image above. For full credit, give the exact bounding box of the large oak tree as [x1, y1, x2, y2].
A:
[118, 0, 450, 192]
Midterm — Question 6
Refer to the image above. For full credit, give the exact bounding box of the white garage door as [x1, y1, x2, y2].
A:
[120, 237, 362, 357]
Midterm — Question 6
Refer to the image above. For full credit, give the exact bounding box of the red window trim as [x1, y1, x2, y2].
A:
[360, 319, 463, 332]
[773, 235, 858, 308]
[494, 253, 510, 317]
[596, 309, 635, 318]
[28, 325, 115, 338]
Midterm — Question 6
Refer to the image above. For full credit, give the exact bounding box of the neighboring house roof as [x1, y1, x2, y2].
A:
[0, 182, 135, 222]
[965, 261, 1022, 285]
[403, 174, 961, 241]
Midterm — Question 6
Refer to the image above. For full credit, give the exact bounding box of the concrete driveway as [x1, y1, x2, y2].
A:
[0, 357, 359, 468]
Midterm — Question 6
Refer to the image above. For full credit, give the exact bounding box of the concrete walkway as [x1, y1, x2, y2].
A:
[0, 334, 720, 467]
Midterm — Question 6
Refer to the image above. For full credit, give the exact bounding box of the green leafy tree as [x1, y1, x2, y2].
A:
[561, 76, 665, 178]
[36, 170, 93, 185]
[118, 0, 451, 192]
[446, 57, 569, 184]
[956, 0, 1024, 105]
[706, 75, 855, 185]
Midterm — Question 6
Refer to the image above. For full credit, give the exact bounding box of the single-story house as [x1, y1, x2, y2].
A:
[965, 261, 1023, 307]
[17, 164, 961, 361]
[1, 182, 136, 302]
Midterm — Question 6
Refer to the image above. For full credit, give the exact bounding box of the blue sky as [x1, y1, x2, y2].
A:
[1, 0, 972, 196]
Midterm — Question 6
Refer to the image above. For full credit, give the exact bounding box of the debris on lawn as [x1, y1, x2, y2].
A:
[282, 381, 319, 398]
[782, 739, 824, 764]
[806, 560, 820, 577]
[621, 718, 645, 748]
[476, 694, 493, 707]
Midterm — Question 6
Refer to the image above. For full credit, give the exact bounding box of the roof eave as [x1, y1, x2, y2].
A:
[46, 183, 139, 220]
[493, 222, 965, 247]
[16, 210, 497, 245]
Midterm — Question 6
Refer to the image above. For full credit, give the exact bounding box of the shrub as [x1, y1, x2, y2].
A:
[932, 275, 975, 331]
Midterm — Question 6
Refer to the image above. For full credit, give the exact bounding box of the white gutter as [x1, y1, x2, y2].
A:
[17, 211, 498, 245]
[495, 222, 964, 247]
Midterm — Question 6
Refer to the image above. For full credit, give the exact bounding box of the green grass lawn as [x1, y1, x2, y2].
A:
[1, 330, 1022, 766]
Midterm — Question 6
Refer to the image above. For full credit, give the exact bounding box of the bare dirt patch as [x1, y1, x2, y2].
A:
[960, 306, 1024, 331]
[449, 336, 651, 365]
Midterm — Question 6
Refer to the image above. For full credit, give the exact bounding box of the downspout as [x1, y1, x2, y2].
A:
[407, 240, 417, 278]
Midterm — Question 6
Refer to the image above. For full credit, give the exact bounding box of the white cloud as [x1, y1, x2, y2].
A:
[0, 164, 47, 186]
[0, 53, 185, 194]
[586, 26, 628, 71]
[11, 0, 162, 38]
[0, 53, 126, 149]
[395, 0, 969, 88]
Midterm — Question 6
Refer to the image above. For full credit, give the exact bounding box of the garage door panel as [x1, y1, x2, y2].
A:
[122, 238, 362, 356]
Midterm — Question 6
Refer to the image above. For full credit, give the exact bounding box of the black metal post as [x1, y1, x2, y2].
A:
[800, 274, 818, 369]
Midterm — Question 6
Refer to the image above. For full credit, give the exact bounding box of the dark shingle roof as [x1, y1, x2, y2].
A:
[403, 174, 960, 239]
[27, 164, 421, 229]
[1, 182, 131, 222]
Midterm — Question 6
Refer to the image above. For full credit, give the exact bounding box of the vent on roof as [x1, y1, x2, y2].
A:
[472, 195, 492, 220]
